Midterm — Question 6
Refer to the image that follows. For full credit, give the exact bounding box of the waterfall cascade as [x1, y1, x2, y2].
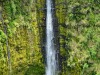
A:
[46, 0, 57, 75]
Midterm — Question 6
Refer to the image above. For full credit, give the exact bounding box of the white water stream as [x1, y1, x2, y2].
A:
[46, 0, 57, 75]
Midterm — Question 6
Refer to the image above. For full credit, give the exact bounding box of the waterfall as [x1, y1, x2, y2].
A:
[46, 0, 57, 75]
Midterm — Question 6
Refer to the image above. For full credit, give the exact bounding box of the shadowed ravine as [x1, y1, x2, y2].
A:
[46, 0, 57, 75]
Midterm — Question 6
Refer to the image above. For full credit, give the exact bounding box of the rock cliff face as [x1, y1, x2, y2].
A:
[0, 0, 100, 75]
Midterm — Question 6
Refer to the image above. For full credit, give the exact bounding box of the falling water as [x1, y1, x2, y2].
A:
[46, 0, 57, 75]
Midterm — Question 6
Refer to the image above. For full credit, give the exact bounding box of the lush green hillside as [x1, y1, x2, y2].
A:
[0, 0, 100, 75]
[0, 0, 45, 75]
[56, 0, 100, 75]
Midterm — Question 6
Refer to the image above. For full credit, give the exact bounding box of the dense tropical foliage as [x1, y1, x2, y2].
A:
[0, 0, 100, 75]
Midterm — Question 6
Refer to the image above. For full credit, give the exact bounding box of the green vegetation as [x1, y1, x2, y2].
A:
[0, 0, 44, 75]
[0, 0, 100, 75]
[56, 0, 100, 75]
